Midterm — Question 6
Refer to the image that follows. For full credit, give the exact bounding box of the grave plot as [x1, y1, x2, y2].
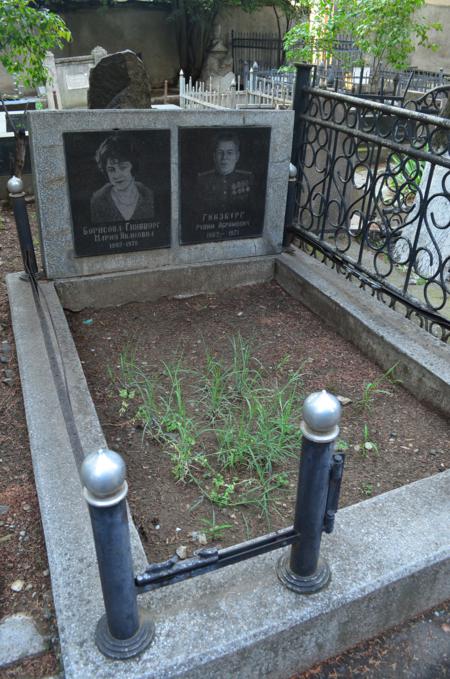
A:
[6, 104, 449, 677]
[67, 281, 449, 562]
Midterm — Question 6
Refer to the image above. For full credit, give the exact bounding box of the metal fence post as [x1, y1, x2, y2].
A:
[7, 176, 38, 277]
[291, 63, 313, 165]
[277, 390, 343, 593]
[81, 449, 155, 659]
[283, 162, 298, 243]
[283, 63, 313, 243]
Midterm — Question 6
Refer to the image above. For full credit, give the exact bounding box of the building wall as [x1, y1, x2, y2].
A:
[410, 1, 450, 72]
[4, 2, 445, 96]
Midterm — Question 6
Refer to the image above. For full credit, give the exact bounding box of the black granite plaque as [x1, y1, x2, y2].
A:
[63, 130, 171, 257]
[179, 127, 271, 245]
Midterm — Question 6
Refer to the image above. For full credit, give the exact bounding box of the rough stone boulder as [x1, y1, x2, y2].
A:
[88, 50, 152, 109]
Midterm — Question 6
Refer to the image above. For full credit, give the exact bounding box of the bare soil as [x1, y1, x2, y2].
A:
[66, 281, 449, 564]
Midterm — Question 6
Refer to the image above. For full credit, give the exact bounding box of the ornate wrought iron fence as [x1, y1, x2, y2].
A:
[288, 66, 450, 342]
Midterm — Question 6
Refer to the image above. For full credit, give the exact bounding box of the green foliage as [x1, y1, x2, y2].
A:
[360, 423, 378, 457]
[0, 0, 71, 87]
[284, 0, 442, 74]
[199, 510, 233, 539]
[335, 439, 349, 452]
[360, 482, 373, 497]
[356, 364, 400, 411]
[387, 153, 426, 204]
[112, 335, 304, 516]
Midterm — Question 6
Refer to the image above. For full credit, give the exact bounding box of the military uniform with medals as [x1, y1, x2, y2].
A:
[196, 169, 254, 211]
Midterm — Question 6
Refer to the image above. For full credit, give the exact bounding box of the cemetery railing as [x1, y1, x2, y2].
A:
[81, 390, 344, 658]
[178, 69, 293, 110]
[314, 62, 449, 99]
[287, 65, 450, 343]
[231, 31, 285, 83]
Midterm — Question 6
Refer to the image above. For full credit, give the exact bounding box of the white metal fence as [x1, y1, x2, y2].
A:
[178, 68, 293, 110]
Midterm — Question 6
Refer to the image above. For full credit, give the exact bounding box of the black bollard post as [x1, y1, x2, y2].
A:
[7, 176, 38, 277]
[277, 390, 343, 594]
[283, 162, 298, 244]
[81, 448, 155, 659]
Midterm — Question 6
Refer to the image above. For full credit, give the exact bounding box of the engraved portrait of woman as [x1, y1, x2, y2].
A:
[90, 134, 155, 223]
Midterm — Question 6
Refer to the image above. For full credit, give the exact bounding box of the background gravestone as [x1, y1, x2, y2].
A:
[88, 50, 152, 109]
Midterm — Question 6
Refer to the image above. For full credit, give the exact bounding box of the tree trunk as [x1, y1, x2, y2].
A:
[13, 129, 27, 179]
[172, 1, 217, 82]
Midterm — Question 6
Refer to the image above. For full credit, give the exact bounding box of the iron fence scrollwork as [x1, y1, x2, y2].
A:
[287, 65, 450, 343]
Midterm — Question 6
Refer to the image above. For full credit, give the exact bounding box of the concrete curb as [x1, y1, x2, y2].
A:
[7, 268, 450, 679]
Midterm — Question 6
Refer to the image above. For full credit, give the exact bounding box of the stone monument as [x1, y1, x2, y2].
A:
[200, 24, 234, 91]
[88, 50, 152, 109]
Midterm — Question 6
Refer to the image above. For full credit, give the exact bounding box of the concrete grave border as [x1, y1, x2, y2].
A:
[28, 109, 293, 280]
[7, 254, 450, 679]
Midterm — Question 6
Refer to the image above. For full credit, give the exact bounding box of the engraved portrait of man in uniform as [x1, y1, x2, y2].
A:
[179, 127, 271, 245]
[196, 132, 254, 212]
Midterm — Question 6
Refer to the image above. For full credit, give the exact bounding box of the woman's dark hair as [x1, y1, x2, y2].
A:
[95, 135, 138, 177]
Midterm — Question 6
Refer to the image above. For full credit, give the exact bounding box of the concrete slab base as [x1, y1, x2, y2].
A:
[55, 256, 275, 311]
[6, 261, 450, 679]
[0, 614, 47, 666]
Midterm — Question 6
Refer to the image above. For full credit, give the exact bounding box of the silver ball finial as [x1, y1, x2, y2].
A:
[289, 163, 298, 179]
[81, 449, 126, 506]
[301, 390, 341, 443]
[7, 176, 24, 195]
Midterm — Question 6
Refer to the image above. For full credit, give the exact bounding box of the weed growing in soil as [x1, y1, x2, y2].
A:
[361, 482, 374, 497]
[356, 363, 400, 411]
[336, 439, 349, 452]
[111, 335, 304, 517]
[360, 423, 379, 457]
[199, 510, 233, 539]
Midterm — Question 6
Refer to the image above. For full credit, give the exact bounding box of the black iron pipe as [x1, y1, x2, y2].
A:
[8, 176, 38, 276]
[302, 84, 450, 128]
[88, 500, 140, 640]
[277, 390, 342, 594]
[289, 437, 335, 577]
[291, 63, 314, 165]
[81, 449, 155, 660]
[136, 526, 299, 593]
